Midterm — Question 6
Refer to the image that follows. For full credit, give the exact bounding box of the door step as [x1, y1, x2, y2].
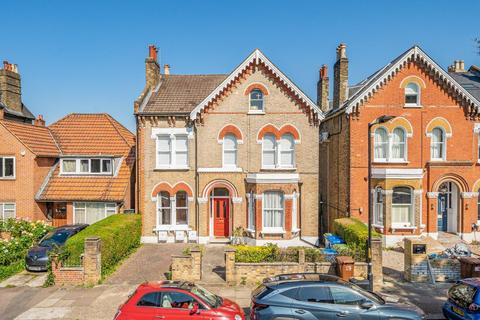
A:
[209, 238, 231, 245]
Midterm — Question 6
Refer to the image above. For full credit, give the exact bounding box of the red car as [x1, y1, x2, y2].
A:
[114, 281, 245, 320]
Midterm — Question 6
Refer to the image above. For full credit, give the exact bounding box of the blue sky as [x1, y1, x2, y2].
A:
[2, 0, 479, 131]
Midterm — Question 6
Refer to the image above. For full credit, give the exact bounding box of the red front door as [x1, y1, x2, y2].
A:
[213, 198, 229, 237]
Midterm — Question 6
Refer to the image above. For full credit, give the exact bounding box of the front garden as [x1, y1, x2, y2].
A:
[0, 219, 53, 281]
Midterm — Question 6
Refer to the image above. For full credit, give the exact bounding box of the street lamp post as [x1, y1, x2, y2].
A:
[367, 115, 395, 291]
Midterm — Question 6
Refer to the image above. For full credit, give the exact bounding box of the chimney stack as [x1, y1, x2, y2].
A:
[333, 43, 349, 108]
[448, 60, 466, 73]
[317, 65, 330, 112]
[34, 114, 45, 126]
[164, 64, 170, 76]
[145, 45, 160, 89]
[0, 60, 22, 112]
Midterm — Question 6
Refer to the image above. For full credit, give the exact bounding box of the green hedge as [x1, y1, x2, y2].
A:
[60, 214, 141, 278]
[233, 244, 327, 263]
[332, 217, 380, 261]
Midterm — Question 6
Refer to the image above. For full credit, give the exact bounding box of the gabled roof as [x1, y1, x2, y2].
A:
[140, 74, 227, 114]
[48, 113, 134, 156]
[189, 49, 323, 121]
[0, 120, 60, 157]
[335, 46, 480, 115]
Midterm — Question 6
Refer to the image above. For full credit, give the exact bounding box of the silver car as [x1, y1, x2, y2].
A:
[250, 273, 425, 320]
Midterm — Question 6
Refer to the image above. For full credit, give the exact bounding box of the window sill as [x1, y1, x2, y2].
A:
[372, 224, 384, 229]
[154, 167, 190, 171]
[404, 104, 423, 108]
[247, 110, 265, 115]
[154, 225, 191, 231]
[260, 167, 297, 171]
[391, 225, 416, 231]
[261, 228, 286, 235]
[0, 177, 16, 180]
[198, 167, 243, 173]
[372, 160, 409, 164]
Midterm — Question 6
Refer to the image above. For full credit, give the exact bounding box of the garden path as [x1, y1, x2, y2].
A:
[199, 245, 226, 284]
[0, 270, 47, 288]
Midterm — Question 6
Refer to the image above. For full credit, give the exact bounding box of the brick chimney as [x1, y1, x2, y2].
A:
[448, 60, 466, 73]
[0, 61, 22, 112]
[145, 45, 160, 89]
[164, 64, 170, 76]
[34, 114, 45, 126]
[317, 65, 329, 112]
[333, 43, 349, 108]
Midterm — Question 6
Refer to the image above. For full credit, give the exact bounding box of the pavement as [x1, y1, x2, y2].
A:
[0, 271, 48, 288]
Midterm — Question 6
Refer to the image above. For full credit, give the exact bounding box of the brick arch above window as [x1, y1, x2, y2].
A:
[217, 124, 244, 143]
[151, 181, 193, 200]
[371, 117, 413, 137]
[244, 82, 269, 96]
[399, 75, 427, 89]
[257, 123, 301, 142]
[472, 179, 480, 193]
[425, 117, 453, 137]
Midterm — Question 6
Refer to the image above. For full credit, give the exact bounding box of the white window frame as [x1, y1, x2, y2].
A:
[156, 192, 189, 227]
[430, 127, 446, 161]
[279, 134, 295, 168]
[404, 82, 421, 107]
[262, 134, 296, 169]
[291, 192, 298, 231]
[373, 127, 389, 162]
[222, 134, 238, 168]
[73, 202, 117, 224]
[249, 89, 264, 113]
[262, 191, 285, 234]
[391, 187, 414, 228]
[373, 187, 384, 226]
[373, 127, 408, 163]
[60, 158, 113, 175]
[0, 156, 15, 179]
[0, 203, 16, 220]
[247, 192, 255, 231]
[262, 134, 277, 169]
[390, 127, 407, 162]
[155, 134, 189, 170]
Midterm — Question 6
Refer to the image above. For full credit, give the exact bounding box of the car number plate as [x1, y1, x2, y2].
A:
[452, 306, 465, 316]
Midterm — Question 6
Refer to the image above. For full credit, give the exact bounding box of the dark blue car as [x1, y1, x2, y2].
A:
[443, 278, 480, 320]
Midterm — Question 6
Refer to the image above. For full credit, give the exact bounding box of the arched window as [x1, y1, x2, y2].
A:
[157, 191, 171, 225]
[374, 127, 388, 161]
[223, 134, 237, 167]
[405, 82, 420, 106]
[250, 89, 264, 112]
[279, 134, 295, 167]
[262, 134, 277, 168]
[392, 187, 413, 227]
[391, 127, 406, 161]
[263, 191, 284, 232]
[373, 187, 384, 225]
[431, 127, 446, 160]
[175, 191, 188, 225]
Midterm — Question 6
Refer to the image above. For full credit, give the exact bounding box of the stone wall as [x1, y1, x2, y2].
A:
[52, 237, 102, 286]
[171, 248, 202, 281]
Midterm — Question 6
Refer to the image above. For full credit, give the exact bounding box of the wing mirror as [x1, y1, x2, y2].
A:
[360, 301, 374, 309]
[190, 302, 200, 315]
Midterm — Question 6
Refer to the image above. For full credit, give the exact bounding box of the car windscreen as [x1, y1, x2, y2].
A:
[449, 283, 477, 308]
[39, 231, 72, 247]
[349, 283, 385, 305]
[190, 285, 220, 308]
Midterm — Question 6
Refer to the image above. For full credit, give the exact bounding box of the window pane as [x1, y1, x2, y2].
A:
[331, 287, 366, 305]
[391, 128, 405, 159]
[74, 203, 86, 224]
[91, 159, 101, 173]
[263, 192, 284, 228]
[4, 158, 14, 177]
[62, 160, 76, 173]
[158, 152, 171, 166]
[224, 150, 237, 166]
[3, 204, 15, 219]
[85, 202, 106, 224]
[263, 134, 276, 150]
[392, 187, 412, 204]
[0, 159, 3, 177]
[80, 159, 89, 173]
[176, 191, 188, 208]
[374, 128, 388, 159]
[161, 292, 197, 309]
[102, 159, 112, 173]
[213, 188, 229, 197]
[392, 205, 412, 224]
[250, 89, 264, 111]
[137, 292, 160, 307]
[176, 151, 188, 166]
[224, 134, 237, 149]
[298, 286, 333, 303]
[176, 209, 188, 225]
[175, 136, 188, 151]
[157, 136, 170, 152]
[158, 192, 171, 225]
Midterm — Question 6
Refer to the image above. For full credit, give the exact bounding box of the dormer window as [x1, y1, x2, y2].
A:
[61, 158, 113, 175]
[250, 89, 264, 112]
[405, 82, 420, 106]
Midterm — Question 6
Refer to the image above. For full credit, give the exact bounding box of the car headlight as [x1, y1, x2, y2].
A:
[234, 315, 242, 320]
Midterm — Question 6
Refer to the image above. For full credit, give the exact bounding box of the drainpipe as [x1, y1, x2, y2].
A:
[194, 122, 199, 235]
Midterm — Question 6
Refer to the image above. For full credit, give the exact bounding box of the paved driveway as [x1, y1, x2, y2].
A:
[106, 243, 188, 285]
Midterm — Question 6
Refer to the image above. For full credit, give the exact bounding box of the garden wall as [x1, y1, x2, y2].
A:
[171, 248, 202, 282]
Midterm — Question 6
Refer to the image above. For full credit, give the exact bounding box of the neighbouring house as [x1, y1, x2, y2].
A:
[319, 44, 480, 245]
[135, 46, 323, 245]
[0, 61, 136, 226]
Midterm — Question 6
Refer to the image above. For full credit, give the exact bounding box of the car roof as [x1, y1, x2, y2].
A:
[265, 274, 346, 288]
[54, 224, 88, 232]
[137, 281, 193, 291]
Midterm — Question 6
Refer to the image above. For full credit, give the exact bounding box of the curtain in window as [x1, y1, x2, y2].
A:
[373, 188, 383, 225]
[431, 128, 445, 159]
[405, 83, 420, 104]
[391, 128, 406, 160]
[74, 203, 86, 224]
[223, 134, 237, 166]
[374, 128, 388, 160]
[175, 136, 188, 166]
[157, 135, 171, 166]
[86, 203, 105, 225]
[263, 134, 276, 167]
[158, 191, 171, 225]
[279, 134, 295, 167]
[175, 191, 188, 225]
[3, 204, 15, 219]
[392, 187, 413, 226]
[62, 160, 76, 172]
[105, 203, 116, 217]
[80, 159, 89, 173]
[4, 158, 14, 177]
[263, 192, 284, 228]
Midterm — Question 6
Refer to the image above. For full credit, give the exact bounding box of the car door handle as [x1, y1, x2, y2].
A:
[337, 311, 349, 317]
[295, 309, 306, 314]
[154, 316, 165, 319]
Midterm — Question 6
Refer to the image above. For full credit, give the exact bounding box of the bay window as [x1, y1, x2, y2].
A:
[263, 191, 284, 232]
[391, 187, 414, 227]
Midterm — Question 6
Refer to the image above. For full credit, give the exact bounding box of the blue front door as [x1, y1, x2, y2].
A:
[438, 194, 448, 231]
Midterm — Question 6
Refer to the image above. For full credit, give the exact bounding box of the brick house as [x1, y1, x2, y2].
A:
[135, 46, 323, 245]
[0, 61, 135, 225]
[319, 44, 480, 245]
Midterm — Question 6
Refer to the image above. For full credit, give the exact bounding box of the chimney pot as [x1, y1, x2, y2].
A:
[164, 64, 170, 75]
[145, 45, 160, 89]
[148, 45, 158, 61]
[34, 114, 45, 126]
[336, 43, 347, 60]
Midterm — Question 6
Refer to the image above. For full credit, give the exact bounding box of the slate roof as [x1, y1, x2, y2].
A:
[449, 66, 480, 102]
[140, 74, 227, 114]
[0, 120, 60, 156]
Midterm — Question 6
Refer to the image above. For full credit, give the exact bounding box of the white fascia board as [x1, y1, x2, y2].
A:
[151, 127, 194, 139]
[246, 173, 300, 184]
[371, 168, 423, 179]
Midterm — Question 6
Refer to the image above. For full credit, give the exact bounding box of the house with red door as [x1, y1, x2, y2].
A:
[135, 46, 322, 245]
[319, 44, 480, 245]
[0, 61, 135, 226]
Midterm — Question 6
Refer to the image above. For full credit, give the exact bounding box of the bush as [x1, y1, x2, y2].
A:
[60, 214, 141, 278]
[332, 217, 379, 261]
[233, 244, 316, 263]
[305, 248, 327, 263]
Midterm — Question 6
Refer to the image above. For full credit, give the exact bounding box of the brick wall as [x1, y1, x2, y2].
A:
[171, 249, 202, 281]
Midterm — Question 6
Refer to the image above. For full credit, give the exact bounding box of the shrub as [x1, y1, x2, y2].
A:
[233, 244, 315, 263]
[332, 217, 379, 261]
[60, 214, 141, 278]
[305, 248, 327, 263]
